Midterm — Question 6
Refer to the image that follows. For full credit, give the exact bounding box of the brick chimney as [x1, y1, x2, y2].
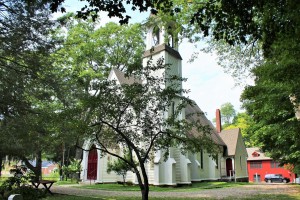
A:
[216, 109, 222, 133]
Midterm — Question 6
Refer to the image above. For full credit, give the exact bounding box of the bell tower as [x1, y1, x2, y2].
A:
[143, 18, 183, 92]
[144, 18, 190, 186]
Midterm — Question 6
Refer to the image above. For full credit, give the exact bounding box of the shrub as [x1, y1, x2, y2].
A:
[0, 165, 45, 200]
[5, 185, 45, 200]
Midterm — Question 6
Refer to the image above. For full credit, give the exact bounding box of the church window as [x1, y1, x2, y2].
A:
[167, 26, 175, 48]
[152, 26, 160, 45]
[200, 149, 203, 169]
[214, 154, 218, 169]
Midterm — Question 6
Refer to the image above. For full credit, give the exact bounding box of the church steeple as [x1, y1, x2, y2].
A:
[145, 17, 179, 52]
[143, 17, 183, 93]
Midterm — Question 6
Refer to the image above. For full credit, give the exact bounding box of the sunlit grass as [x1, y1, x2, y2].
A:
[44, 193, 300, 200]
[77, 181, 249, 192]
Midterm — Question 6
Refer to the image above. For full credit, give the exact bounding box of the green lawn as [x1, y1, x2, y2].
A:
[44, 193, 300, 200]
[74, 181, 249, 192]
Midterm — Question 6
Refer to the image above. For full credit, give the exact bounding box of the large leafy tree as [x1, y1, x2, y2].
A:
[0, 0, 63, 178]
[47, 15, 146, 174]
[219, 102, 236, 126]
[241, 34, 300, 169]
[0, 0, 55, 118]
[56, 14, 145, 77]
[239, 1, 300, 168]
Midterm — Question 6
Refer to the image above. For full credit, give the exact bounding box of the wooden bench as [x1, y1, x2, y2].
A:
[31, 180, 56, 195]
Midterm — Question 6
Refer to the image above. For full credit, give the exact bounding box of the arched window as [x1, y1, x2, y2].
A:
[152, 26, 160, 45]
[167, 26, 175, 48]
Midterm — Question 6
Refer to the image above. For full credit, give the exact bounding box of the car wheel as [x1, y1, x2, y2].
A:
[283, 179, 287, 183]
[267, 179, 272, 183]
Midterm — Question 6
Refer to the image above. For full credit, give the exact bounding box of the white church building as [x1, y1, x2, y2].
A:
[80, 19, 248, 185]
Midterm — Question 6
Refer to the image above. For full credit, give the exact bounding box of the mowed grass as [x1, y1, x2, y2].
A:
[74, 181, 249, 192]
[44, 193, 300, 200]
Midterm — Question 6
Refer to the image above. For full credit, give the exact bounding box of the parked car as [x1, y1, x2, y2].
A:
[264, 174, 290, 183]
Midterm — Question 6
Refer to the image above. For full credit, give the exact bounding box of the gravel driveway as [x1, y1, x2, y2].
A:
[51, 184, 299, 199]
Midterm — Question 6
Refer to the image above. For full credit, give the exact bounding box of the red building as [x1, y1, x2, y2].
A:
[247, 147, 296, 182]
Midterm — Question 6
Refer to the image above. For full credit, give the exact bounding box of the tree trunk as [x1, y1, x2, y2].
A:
[0, 155, 3, 177]
[35, 150, 42, 179]
[22, 150, 42, 181]
[140, 165, 149, 200]
[134, 165, 149, 200]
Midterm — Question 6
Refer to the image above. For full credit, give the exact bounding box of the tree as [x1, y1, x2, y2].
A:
[81, 61, 220, 200]
[241, 33, 300, 167]
[52, 14, 146, 165]
[220, 102, 236, 126]
[107, 150, 137, 185]
[0, 0, 57, 117]
[199, 38, 263, 86]
[224, 113, 256, 147]
[47, 0, 174, 24]
[43, 0, 297, 58]
[0, 0, 64, 179]
[56, 14, 145, 77]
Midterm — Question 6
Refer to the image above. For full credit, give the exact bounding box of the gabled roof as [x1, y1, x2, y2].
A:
[218, 128, 240, 156]
[246, 147, 272, 161]
[110, 68, 142, 85]
[185, 102, 226, 146]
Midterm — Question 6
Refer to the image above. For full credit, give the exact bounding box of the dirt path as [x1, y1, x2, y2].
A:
[51, 184, 299, 199]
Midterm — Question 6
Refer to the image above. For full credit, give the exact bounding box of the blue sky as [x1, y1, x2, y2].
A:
[55, 0, 244, 121]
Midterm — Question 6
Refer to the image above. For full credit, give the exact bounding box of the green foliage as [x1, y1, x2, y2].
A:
[0, 0, 69, 179]
[62, 159, 81, 182]
[49, 0, 175, 24]
[220, 102, 236, 126]
[241, 18, 300, 166]
[224, 113, 256, 147]
[107, 151, 138, 185]
[56, 16, 145, 78]
[4, 185, 46, 200]
[0, 165, 45, 200]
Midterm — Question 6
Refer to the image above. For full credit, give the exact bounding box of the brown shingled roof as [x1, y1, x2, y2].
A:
[112, 68, 142, 85]
[246, 147, 272, 161]
[218, 128, 240, 156]
[185, 102, 226, 146]
[111, 69, 224, 146]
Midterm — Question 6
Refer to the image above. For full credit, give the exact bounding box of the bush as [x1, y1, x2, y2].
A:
[62, 159, 81, 183]
[126, 181, 133, 186]
[4, 185, 45, 200]
[0, 165, 45, 200]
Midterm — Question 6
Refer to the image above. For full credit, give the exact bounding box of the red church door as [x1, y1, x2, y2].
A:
[87, 146, 98, 180]
[226, 158, 233, 176]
